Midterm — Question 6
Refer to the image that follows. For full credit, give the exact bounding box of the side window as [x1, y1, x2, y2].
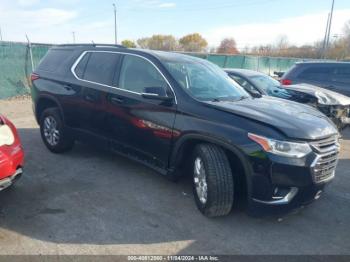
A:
[230, 75, 258, 94]
[333, 66, 350, 84]
[119, 55, 168, 94]
[76, 52, 121, 86]
[37, 49, 74, 75]
[299, 66, 334, 81]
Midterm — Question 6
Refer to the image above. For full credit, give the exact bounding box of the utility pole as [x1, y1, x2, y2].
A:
[113, 3, 117, 44]
[72, 31, 76, 43]
[25, 34, 34, 72]
[325, 0, 335, 57]
[322, 13, 330, 58]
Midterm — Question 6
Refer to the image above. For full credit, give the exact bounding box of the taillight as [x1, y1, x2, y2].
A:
[281, 79, 292, 85]
[0, 125, 15, 147]
[31, 73, 40, 82]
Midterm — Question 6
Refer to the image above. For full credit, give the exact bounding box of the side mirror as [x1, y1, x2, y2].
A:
[142, 87, 173, 102]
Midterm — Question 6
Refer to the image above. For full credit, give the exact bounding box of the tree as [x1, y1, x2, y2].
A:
[137, 37, 150, 49]
[136, 35, 177, 51]
[179, 33, 208, 52]
[217, 38, 239, 54]
[121, 39, 136, 48]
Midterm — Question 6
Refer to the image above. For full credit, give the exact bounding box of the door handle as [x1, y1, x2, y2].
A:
[110, 96, 124, 104]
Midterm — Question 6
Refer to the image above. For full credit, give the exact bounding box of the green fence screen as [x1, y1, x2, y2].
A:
[0, 41, 302, 99]
[0, 41, 51, 99]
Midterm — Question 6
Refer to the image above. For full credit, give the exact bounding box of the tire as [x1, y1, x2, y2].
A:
[191, 143, 234, 217]
[40, 108, 74, 153]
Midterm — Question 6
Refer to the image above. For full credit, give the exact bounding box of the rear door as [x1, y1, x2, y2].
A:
[105, 53, 177, 170]
[71, 51, 122, 144]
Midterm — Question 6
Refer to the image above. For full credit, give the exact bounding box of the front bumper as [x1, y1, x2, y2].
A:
[0, 168, 23, 191]
[246, 135, 339, 215]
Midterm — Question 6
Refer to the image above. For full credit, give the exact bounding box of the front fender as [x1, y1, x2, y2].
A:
[169, 132, 254, 198]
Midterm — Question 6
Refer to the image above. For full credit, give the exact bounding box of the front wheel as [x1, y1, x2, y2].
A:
[192, 144, 234, 217]
[40, 108, 74, 153]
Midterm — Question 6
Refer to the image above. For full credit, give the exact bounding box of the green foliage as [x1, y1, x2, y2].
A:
[137, 35, 177, 51]
[121, 40, 136, 48]
[179, 33, 208, 52]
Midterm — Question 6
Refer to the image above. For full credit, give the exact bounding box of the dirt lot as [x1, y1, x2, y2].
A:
[0, 97, 349, 255]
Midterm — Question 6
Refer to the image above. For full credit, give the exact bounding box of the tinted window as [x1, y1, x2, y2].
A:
[82, 52, 121, 86]
[119, 55, 168, 93]
[298, 66, 334, 81]
[37, 49, 73, 74]
[333, 65, 350, 84]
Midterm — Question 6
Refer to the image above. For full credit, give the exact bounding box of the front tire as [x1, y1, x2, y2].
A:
[192, 144, 234, 217]
[40, 108, 74, 153]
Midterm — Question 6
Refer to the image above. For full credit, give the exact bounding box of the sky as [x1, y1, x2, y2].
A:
[0, 0, 350, 49]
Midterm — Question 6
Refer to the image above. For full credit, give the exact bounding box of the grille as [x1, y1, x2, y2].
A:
[309, 135, 340, 183]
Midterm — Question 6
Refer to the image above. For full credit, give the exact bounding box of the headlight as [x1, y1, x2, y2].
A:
[0, 125, 15, 147]
[248, 133, 312, 158]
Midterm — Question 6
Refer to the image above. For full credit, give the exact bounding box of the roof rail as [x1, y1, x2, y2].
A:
[55, 43, 126, 48]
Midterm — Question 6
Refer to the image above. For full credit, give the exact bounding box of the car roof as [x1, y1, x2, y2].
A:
[224, 68, 266, 77]
[53, 44, 199, 62]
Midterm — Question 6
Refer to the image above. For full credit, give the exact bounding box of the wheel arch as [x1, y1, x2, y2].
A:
[170, 134, 253, 201]
[35, 95, 65, 124]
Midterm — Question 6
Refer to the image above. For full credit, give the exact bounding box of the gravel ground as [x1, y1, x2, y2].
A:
[0, 97, 349, 255]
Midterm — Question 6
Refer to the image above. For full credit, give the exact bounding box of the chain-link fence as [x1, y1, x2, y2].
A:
[0, 41, 303, 99]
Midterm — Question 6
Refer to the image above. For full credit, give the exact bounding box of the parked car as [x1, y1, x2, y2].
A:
[0, 114, 24, 191]
[225, 68, 350, 130]
[31, 44, 339, 217]
[281, 61, 350, 97]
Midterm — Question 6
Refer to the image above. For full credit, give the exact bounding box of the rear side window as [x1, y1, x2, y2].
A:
[333, 65, 350, 84]
[37, 49, 73, 74]
[75, 52, 121, 86]
[298, 66, 334, 81]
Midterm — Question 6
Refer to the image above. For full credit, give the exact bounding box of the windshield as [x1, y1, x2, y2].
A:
[161, 56, 250, 101]
[250, 75, 291, 98]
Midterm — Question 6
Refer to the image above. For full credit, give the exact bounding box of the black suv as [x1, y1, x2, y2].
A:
[30, 44, 340, 217]
[281, 62, 350, 97]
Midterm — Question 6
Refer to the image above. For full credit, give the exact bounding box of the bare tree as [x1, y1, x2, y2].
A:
[217, 38, 239, 54]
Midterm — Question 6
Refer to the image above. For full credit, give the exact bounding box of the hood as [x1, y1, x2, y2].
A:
[205, 96, 338, 140]
[284, 84, 350, 106]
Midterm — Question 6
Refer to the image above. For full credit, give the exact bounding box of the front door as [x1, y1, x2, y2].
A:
[105, 54, 177, 170]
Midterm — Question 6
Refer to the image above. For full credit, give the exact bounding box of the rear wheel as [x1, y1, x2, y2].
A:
[40, 108, 74, 153]
[192, 143, 234, 217]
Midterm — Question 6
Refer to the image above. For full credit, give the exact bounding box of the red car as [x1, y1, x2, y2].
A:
[0, 115, 24, 191]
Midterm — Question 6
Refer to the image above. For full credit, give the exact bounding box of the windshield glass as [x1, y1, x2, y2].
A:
[250, 75, 291, 98]
[161, 56, 250, 101]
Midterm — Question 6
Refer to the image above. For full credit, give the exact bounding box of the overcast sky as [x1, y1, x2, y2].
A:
[0, 0, 349, 48]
